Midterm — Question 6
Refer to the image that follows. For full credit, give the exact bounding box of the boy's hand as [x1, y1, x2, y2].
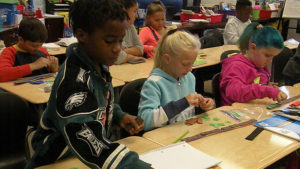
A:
[29, 57, 50, 71]
[48, 56, 59, 72]
[199, 98, 215, 111]
[274, 91, 287, 103]
[185, 93, 204, 107]
[129, 55, 146, 62]
[120, 114, 144, 135]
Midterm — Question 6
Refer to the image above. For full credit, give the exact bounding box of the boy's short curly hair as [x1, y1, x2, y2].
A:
[69, 0, 127, 34]
[18, 18, 48, 42]
[236, 0, 252, 11]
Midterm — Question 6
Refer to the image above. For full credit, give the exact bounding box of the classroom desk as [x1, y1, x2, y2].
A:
[47, 46, 66, 56]
[232, 85, 300, 111]
[0, 76, 125, 104]
[193, 45, 239, 69]
[110, 45, 239, 83]
[142, 85, 300, 169]
[110, 59, 154, 83]
[293, 82, 300, 88]
[36, 136, 162, 169]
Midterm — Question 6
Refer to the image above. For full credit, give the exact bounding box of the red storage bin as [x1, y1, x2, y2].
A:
[180, 12, 206, 22]
[206, 14, 223, 24]
[259, 9, 272, 19]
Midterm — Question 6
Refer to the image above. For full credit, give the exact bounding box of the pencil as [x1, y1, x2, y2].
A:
[173, 130, 189, 144]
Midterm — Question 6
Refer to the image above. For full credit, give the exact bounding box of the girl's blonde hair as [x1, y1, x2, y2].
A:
[145, 1, 165, 26]
[154, 29, 201, 69]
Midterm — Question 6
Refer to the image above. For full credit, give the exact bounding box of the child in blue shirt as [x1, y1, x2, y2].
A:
[138, 29, 215, 131]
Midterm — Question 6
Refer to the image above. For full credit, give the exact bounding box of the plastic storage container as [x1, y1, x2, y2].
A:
[180, 12, 206, 22]
[252, 9, 260, 20]
[0, 3, 17, 26]
[206, 14, 223, 24]
[259, 9, 272, 19]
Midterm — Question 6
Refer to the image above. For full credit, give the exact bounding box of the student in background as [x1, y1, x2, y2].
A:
[0, 18, 59, 82]
[283, 44, 300, 85]
[138, 29, 215, 131]
[115, 0, 146, 64]
[220, 22, 287, 106]
[139, 0, 166, 58]
[223, 0, 252, 45]
[25, 0, 151, 168]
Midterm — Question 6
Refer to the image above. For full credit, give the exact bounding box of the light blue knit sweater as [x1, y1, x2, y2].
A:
[138, 68, 196, 131]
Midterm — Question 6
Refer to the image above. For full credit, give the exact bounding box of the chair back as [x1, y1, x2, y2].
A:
[200, 29, 224, 49]
[118, 78, 147, 138]
[211, 73, 221, 108]
[220, 50, 240, 61]
[119, 78, 147, 116]
[0, 92, 29, 169]
[271, 47, 294, 86]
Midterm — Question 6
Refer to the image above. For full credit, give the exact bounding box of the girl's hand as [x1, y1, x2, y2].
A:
[268, 82, 278, 88]
[199, 98, 215, 111]
[185, 93, 204, 107]
[274, 91, 287, 103]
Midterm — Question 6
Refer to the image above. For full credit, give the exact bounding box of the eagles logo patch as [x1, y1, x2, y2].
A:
[76, 67, 89, 83]
[76, 124, 109, 157]
[65, 92, 87, 111]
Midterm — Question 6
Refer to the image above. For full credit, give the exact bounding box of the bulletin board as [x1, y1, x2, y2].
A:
[282, 0, 300, 19]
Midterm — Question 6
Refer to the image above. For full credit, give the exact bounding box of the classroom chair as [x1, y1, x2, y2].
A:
[200, 29, 224, 49]
[211, 72, 222, 108]
[271, 47, 294, 86]
[0, 92, 30, 169]
[220, 50, 240, 61]
[119, 78, 147, 138]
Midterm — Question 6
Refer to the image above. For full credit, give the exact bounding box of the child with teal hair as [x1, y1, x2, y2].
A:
[220, 22, 287, 106]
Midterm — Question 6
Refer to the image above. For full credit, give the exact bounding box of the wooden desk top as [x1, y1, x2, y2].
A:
[47, 46, 66, 56]
[293, 82, 300, 88]
[0, 77, 54, 104]
[0, 77, 125, 104]
[193, 45, 239, 69]
[36, 136, 162, 169]
[110, 59, 154, 83]
[110, 45, 239, 82]
[143, 85, 300, 169]
[232, 85, 300, 111]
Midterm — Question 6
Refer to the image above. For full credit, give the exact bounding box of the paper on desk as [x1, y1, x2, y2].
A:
[42, 43, 61, 51]
[140, 142, 221, 169]
[284, 38, 299, 45]
[57, 37, 78, 47]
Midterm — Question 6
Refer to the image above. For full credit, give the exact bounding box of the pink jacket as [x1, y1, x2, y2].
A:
[220, 54, 280, 106]
[139, 26, 161, 58]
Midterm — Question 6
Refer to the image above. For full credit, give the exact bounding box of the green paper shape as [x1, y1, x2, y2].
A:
[210, 123, 219, 128]
[202, 116, 210, 121]
[225, 121, 231, 124]
[217, 123, 225, 127]
[213, 118, 220, 121]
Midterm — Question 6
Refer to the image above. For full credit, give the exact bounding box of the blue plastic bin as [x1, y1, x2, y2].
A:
[0, 3, 17, 26]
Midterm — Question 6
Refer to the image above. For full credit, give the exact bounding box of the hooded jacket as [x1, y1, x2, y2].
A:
[138, 68, 196, 131]
[26, 43, 150, 169]
[220, 54, 280, 106]
[283, 44, 300, 81]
